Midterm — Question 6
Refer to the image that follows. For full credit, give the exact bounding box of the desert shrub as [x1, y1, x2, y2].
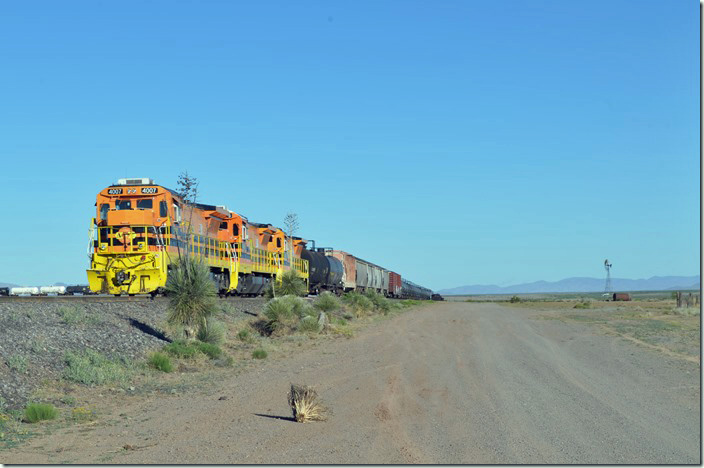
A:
[314, 292, 341, 313]
[288, 384, 327, 423]
[148, 352, 173, 373]
[277, 270, 308, 297]
[195, 341, 222, 359]
[573, 302, 591, 309]
[23, 403, 58, 423]
[252, 348, 268, 359]
[63, 350, 133, 386]
[672, 307, 700, 316]
[364, 290, 394, 314]
[59, 305, 82, 324]
[298, 315, 322, 334]
[197, 317, 225, 346]
[343, 292, 374, 317]
[7, 354, 28, 374]
[237, 328, 253, 342]
[70, 406, 97, 422]
[263, 295, 314, 334]
[163, 340, 199, 359]
[509, 296, 521, 303]
[165, 256, 218, 339]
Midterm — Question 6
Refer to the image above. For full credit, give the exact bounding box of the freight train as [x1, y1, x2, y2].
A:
[86, 178, 433, 300]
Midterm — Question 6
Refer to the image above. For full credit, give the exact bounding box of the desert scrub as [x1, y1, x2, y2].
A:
[7, 354, 28, 374]
[196, 317, 226, 346]
[573, 302, 591, 309]
[163, 340, 199, 359]
[165, 255, 219, 340]
[63, 349, 133, 386]
[237, 328, 256, 343]
[298, 315, 322, 334]
[364, 290, 395, 314]
[671, 307, 700, 316]
[343, 292, 374, 317]
[195, 341, 222, 359]
[288, 384, 327, 423]
[277, 270, 308, 296]
[314, 292, 341, 313]
[509, 295, 522, 303]
[263, 295, 314, 334]
[70, 406, 97, 422]
[23, 403, 58, 423]
[252, 348, 268, 359]
[148, 352, 174, 373]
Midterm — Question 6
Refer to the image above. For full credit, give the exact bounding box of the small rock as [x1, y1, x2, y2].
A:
[129, 386, 135, 391]
[218, 396, 228, 401]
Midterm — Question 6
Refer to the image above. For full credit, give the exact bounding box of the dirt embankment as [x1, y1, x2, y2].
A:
[2, 301, 700, 464]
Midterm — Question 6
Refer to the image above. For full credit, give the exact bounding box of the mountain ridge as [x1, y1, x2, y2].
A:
[438, 275, 701, 295]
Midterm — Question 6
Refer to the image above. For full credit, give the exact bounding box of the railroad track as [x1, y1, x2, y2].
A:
[0, 295, 161, 303]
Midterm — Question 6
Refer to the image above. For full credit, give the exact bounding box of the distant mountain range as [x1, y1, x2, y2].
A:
[438, 276, 701, 295]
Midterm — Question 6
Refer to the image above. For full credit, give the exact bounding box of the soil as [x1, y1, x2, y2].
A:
[1, 301, 700, 464]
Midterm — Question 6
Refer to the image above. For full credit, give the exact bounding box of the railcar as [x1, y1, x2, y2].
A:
[0, 287, 9, 296]
[400, 279, 432, 300]
[86, 178, 308, 296]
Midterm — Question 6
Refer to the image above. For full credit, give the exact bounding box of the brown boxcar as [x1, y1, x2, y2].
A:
[328, 250, 357, 291]
[389, 272, 402, 297]
[613, 293, 631, 301]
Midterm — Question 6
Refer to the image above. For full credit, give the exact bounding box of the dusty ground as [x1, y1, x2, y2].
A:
[1, 301, 700, 464]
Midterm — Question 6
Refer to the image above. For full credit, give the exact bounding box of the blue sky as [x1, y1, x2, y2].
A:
[0, 0, 699, 291]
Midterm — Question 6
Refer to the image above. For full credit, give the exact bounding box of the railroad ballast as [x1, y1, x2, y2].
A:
[86, 177, 433, 299]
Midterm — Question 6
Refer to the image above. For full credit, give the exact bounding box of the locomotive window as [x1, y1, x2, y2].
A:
[159, 201, 168, 217]
[233, 224, 239, 236]
[115, 199, 131, 210]
[277, 238, 282, 248]
[220, 222, 227, 230]
[137, 199, 153, 209]
[99, 204, 109, 221]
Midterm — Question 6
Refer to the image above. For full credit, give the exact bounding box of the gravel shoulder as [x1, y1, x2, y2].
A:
[2, 301, 700, 464]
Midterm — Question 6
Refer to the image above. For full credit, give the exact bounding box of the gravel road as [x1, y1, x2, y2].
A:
[3, 301, 700, 464]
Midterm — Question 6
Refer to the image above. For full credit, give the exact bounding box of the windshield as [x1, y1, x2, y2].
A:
[115, 199, 131, 210]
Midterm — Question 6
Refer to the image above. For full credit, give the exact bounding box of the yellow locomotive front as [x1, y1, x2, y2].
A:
[87, 178, 174, 295]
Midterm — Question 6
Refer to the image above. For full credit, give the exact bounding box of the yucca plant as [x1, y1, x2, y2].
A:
[343, 291, 374, 317]
[196, 317, 226, 346]
[288, 384, 327, 423]
[277, 270, 308, 296]
[314, 292, 341, 313]
[165, 256, 218, 340]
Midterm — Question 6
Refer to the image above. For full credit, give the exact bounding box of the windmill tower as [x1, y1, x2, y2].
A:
[603, 259, 613, 296]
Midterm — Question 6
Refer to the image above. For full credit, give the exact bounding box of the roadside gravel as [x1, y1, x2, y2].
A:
[0, 297, 265, 410]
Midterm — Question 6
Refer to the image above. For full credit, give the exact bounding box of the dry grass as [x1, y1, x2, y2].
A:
[288, 384, 327, 423]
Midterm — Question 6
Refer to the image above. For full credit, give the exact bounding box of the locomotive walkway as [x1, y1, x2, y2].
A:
[3, 302, 700, 464]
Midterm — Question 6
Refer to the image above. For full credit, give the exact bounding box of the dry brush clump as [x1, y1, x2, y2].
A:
[288, 384, 327, 423]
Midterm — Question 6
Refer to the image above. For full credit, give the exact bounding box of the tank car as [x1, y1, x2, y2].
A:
[10, 287, 39, 296]
[301, 248, 343, 294]
[39, 286, 67, 295]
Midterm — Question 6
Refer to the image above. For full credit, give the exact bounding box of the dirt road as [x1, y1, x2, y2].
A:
[3, 302, 700, 464]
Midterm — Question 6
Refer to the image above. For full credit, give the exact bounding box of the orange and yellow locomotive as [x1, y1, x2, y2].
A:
[87, 177, 308, 296]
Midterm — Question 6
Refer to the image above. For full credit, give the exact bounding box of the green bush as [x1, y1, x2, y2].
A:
[298, 315, 322, 334]
[277, 270, 308, 297]
[197, 317, 225, 346]
[23, 403, 58, 423]
[343, 292, 375, 317]
[148, 352, 173, 373]
[63, 350, 132, 386]
[364, 290, 394, 314]
[237, 328, 252, 341]
[573, 302, 591, 309]
[252, 348, 268, 359]
[314, 292, 341, 313]
[165, 255, 219, 339]
[7, 354, 28, 374]
[509, 296, 521, 303]
[195, 341, 222, 359]
[163, 340, 199, 359]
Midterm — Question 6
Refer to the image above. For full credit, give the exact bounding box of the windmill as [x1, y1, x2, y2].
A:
[603, 259, 613, 297]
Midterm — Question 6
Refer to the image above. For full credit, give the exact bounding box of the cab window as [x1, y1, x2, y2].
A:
[115, 199, 131, 210]
[233, 224, 239, 236]
[159, 201, 168, 217]
[99, 204, 109, 221]
[137, 199, 153, 209]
